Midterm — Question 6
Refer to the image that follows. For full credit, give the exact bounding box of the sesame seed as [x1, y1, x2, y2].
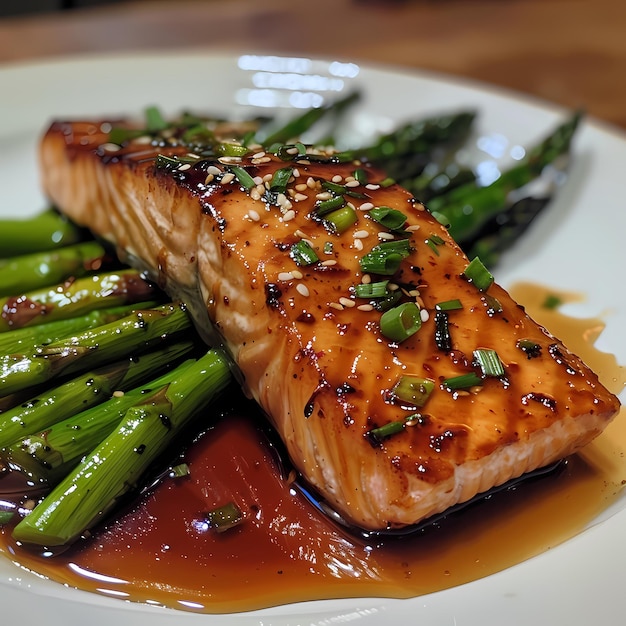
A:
[253, 156, 272, 164]
[221, 172, 235, 184]
[388, 283, 400, 291]
[263, 173, 273, 182]
[283, 209, 296, 222]
[178, 163, 192, 171]
[218, 156, 242, 164]
[255, 183, 266, 196]
[408, 289, 421, 297]
[420, 309, 430, 323]
[366, 183, 380, 190]
[100, 143, 121, 152]
[112, 390, 125, 398]
[332, 175, 343, 183]
[353, 230, 369, 239]
[316, 192, 332, 201]
[292, 168, 301, 177]
[291, 270, 303, 279]
[406, 224, 421, 232]
[252, 151, 266, 159]
[359, 202, 374, 211]
[339, 297, 356, 308]
[207, 165, 222, 176]
[415, 296, 426, 308]
[204, 173, 215, 184]
[250, 188, 262, 201]
[353, 239, 364, 251]
[294, 192, 308, 202]
[361, 274, 372, 284]
[253, 175, 264, 185]
[278, 272, 294, 281]
[329, 302, 344, 311]
[295, 183, 308, 192]
[306, 177, 317, 189]
[248, 209, 261, 222]
[321, 259, 337, 266]
[357, 304, 374, 312]
[296, 284, 310, 297]
[294, 229, 309, 239]
[378, 232, 395, 240]
[345, 180, 360, 188]
[286, 146, 300, 155]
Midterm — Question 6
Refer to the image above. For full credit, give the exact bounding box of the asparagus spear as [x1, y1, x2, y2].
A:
[260, 91, 361, 146]
[1, 343, 215, 489]
[12, 349, 232, 546]
[0, 208, 86, 258]
[0, 269, 157, 333]
[0, 302, 160, 355]
[0, 302, 192, 397]
[428, 111, 581, 244]
[0, 339, 195, 450]
[0, 241, 109, 297]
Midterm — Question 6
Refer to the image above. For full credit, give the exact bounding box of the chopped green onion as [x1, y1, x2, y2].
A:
[380, 302, 422, 342]
[315, 194, 346, 217]
[107, 127, 146, 145]
[0, 510, 15, 525]
[229, 165, 256, 190]
[359, 239, 411, 276]
[482, 294, 503, 315]
[434, 310, 452, 352]
[442, 372, 483, 390]
[216, 142, 250, 158]
[368, 206, 407, 232]
[145, 105, 168, 132]
[323, 241, 334, 255]
[353, 168, 369, 185]
[321, 180, 347, 195]
[354, 280, 390, 299]
[391, 375, 435, 407]
[435, 299, 463, 311]
[426, 234, 445, 255]
[375, 290, 402, 311]
[542, 293, 563, 310]
[517, 338, 542, 359]
[325, 206, 358, 234]
[169, 463, 191, 479]
[365, 412, 423, 446]
[379, 177, 396, 188]
[181, 124, 215, 145]
[462, 257, 494, 291]
[473, 348, 505, 377]
[205, 502, 244, 533]
[269, 167, 294, 193]
[290, 240, 319, 266]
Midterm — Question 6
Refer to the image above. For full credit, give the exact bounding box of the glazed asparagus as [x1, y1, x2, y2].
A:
[0, 303, 192, 396]
[12, 349, 232, 546]
[0, 339, 195, 450]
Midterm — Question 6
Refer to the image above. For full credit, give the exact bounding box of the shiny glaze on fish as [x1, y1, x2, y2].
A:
[39, 119, 620, 530]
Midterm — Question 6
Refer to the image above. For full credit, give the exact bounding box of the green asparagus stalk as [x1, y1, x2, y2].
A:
[428, 111, 581, 244]
[0, 241, 110, 297]
[0, 303, 192, 397]
[261, 91, 361, 146]
[0, 302, 160, 355]
[12, 349, 232, 546]
[0, 208, 86, 258]
[1, 343, 219, 489]
[0, 269, 157, 333]
[0, 339, 196, 450]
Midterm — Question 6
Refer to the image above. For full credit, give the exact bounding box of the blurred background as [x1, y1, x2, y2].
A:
[0, 0, 625, 129]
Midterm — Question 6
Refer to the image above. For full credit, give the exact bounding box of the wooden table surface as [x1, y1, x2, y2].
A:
[1, 0, 625, 130]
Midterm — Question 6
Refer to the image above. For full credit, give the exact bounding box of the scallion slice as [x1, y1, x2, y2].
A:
[359, 239, 411, 276]
[366, 412, 423, 446]
[290, 240, 319, 266]
[368, 206, 407, 232]
[205, 502, 244, 533]
[435, 299, 463, 311]
[216, 142, 250, 158]
[353, 168, 369, 185]
[391, 375, 435, 407]
[269, 167, 294, 193]
[426, 234, 445, 255]
[0, 510, 14, 526]
[380, 302, 422, 342]
[442, 372, 483, 390]
[229, 165, 256, 190]
[315, 194, 346, 217]
[145, 105, 168, 132]
[517, 338, 542, 359]
[473, 348, 505, 377]
[325, 206, 358, 234]
[354, 280, 390, 299]
[434, 310, 452, 352]
[462, 257, 494, 291]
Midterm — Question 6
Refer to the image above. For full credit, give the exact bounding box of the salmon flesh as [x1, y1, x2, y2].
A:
[39, 119, 621, 531]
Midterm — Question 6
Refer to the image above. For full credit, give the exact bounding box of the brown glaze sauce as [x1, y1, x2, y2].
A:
[0, 283, 624, 614]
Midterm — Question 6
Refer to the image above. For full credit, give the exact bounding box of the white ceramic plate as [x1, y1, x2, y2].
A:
[0, 52, 624, 626]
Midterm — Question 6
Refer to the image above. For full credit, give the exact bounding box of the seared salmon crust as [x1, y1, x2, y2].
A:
[40, 119, 620, 531]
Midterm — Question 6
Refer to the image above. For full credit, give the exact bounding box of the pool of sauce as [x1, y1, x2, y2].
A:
[1, 283, 624, 613]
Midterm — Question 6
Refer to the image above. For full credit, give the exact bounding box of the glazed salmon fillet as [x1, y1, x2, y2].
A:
[39, 118, 620, 531]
